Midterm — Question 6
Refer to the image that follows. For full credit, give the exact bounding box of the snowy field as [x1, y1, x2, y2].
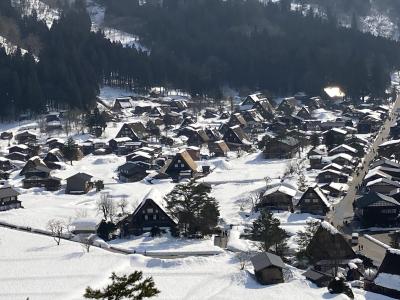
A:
[0, 227, 394, 300]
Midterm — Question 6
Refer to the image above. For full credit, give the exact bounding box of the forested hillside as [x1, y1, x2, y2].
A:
[0, 0, 149, 120]
[97, 0, 400, 98]
[1, 0, 400, 120]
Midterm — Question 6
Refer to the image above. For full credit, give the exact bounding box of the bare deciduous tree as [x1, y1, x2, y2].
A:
[118, 195, 129, 215]
[236, 251, 254, 270]
[47, 219, 65, 246]
[79, 234, 95, 253]
[96, 192, 116, 222]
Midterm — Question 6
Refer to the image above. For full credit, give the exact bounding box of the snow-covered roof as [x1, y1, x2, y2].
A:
[324, 86, 345, 98]
[327, 182, 349, 192]
[366, 178, 400, 188]
[314, 186, 331, 208]
[379, 139, 400, 147]
[320, 221, 339, 235]
[112, 137, 132, 143]
[264, 184, 297, 197]
[330, 144, 357, 154]
[374, 273, 400, 291]
[329, 153, 354, 161]
[71, 218, 99, 231]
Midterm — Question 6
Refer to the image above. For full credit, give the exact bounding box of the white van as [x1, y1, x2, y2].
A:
[351, 233, 359, 245]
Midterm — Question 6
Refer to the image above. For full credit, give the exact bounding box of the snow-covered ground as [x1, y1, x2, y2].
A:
[0, 226, 394, 300]
[109, 232, 223, 255]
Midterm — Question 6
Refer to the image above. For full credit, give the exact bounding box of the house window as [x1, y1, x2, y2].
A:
[175, 164, 179, 168]
[144, 215, 148, 220]
[313, 199, 319, 203]
[153, 215, 157, 220]
[305, 199, 311, 203]
[147, 208, 154, 213]
[382, 209, 397, 214]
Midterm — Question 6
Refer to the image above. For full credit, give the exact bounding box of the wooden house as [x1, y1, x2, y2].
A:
[303, 269, 333, 287]
[263, 137, 300, 159]
[354, 192, 400, 227]
[228, 113, 247, 128]
[378, 139, 400, 158]
[170, 99, 188, 112]
[240, 93, 264, 111]
[369, 249, 400, 299]
[250, 252, 285, 285]
[297, 186, 331, 215]
[306, 221, 356, 268]
[323, 128, 347, 148]
[321, 182, 348, 198]
[113, 97, 133, 111]
[8, 144, 32, 156]
[330, 153, 355, 166]
[126, 151, 153, 164]
[329, 144, 358, 156]
[20, 157, 51, 178]
[209, 140, 229, 157]
[222, 125, 252, 151]
[108, 137, 133, 152]
[205, 128, 222, 142]
[15, 131, 37, 144]
[0, 186, 21, 211]
[357, 115, 381, 134]
[253, 100, 275, 120]
[277, 97, 298, 115]
[118, 189, 177, 236]
[370, 159, 400, 170]
[366, 178, 400, 195]
[186, 146, 201, 161]
[22, 176, 61, 191]
[43, 148, 64, 167]
[65, 172, 93, 194]
[118, 161, 151, 182]
[161, 150, 198, 179]
[5, 152, 29, 162]
[164, 112, 182, 125]
[187, 129, 209, 147]
[296, 106, 312, 119]
[242, 109, 264, 126]
[115, 123, 140, 141]
[317, 169, 348, 183]
[259, 184, 297, 211]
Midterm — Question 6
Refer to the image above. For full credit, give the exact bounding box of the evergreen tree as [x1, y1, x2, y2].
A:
[310, 133, 320, 148]
[84, 271, 160, 300]
[295, 219, 320, 259]
[62, 137, 79, 165]
[251, 211, 288, 255]
[164, 181, 220, 236]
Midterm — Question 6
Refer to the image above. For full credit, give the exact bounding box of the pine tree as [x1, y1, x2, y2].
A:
[62, 137, 79, 165]
[310, 133, 320, 148]
[164, 181, 219, 236]
[251, 211, 288, 254]
[295, 219, 320, 259]
[84, 271, 160, 300]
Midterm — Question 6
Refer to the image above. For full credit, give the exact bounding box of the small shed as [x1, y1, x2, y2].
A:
[250, 252, 285, 285]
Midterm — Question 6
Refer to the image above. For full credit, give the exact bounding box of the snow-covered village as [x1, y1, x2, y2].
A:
[1, 0, 400, 300]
